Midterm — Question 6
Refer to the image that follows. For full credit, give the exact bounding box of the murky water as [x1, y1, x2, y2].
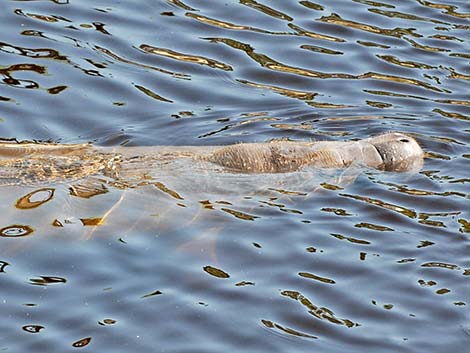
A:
[0, 0, 469, 352]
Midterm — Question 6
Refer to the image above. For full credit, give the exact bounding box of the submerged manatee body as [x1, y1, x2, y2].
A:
[0, 132, 423, 186]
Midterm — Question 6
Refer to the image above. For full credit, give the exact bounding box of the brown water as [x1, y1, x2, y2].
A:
[0, 0, 469, 352]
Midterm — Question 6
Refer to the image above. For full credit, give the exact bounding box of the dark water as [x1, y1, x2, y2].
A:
[0, 0, 469, 352]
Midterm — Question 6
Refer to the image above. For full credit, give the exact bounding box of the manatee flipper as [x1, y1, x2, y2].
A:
[176, 227, 221, 262]
[81, 191, 126, 240]
[330, 164, 361, 188]
[64, 177, 124, 240]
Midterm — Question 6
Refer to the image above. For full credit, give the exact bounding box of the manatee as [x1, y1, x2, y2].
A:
[201, 132, 424, 173]
[0, 132, 423, 186]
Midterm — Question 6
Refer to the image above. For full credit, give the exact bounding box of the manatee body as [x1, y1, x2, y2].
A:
[0, 132, 423, 186]
[200, 132, 423, 173]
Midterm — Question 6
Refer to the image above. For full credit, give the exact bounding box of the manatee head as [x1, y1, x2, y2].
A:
[366, 132, 424, 172]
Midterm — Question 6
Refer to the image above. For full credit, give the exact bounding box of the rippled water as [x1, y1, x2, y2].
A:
[0, 0, 469, 352]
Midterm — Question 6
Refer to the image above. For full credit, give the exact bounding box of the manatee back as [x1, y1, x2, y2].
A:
[202, 142, 349, 173]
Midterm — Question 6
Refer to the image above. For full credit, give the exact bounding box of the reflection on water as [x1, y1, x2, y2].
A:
[0, 224, 34, 237]
[15, 188, 55, 209]
[0, 0, 469, 352]
[72, 337, 92, 348]
[22, 325, 45, 334]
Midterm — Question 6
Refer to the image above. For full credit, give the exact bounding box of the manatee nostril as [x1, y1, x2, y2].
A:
[399, 139, 409, 143]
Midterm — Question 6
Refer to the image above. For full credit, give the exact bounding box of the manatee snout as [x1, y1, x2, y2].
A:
[366, 132, 424, 172]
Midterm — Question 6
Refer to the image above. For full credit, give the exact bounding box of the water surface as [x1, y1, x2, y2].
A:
[0, 0, 469, 352]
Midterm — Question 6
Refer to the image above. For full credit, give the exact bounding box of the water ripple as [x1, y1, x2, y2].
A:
[139, 44, 233, 71]
[0, 1, 468, 352]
